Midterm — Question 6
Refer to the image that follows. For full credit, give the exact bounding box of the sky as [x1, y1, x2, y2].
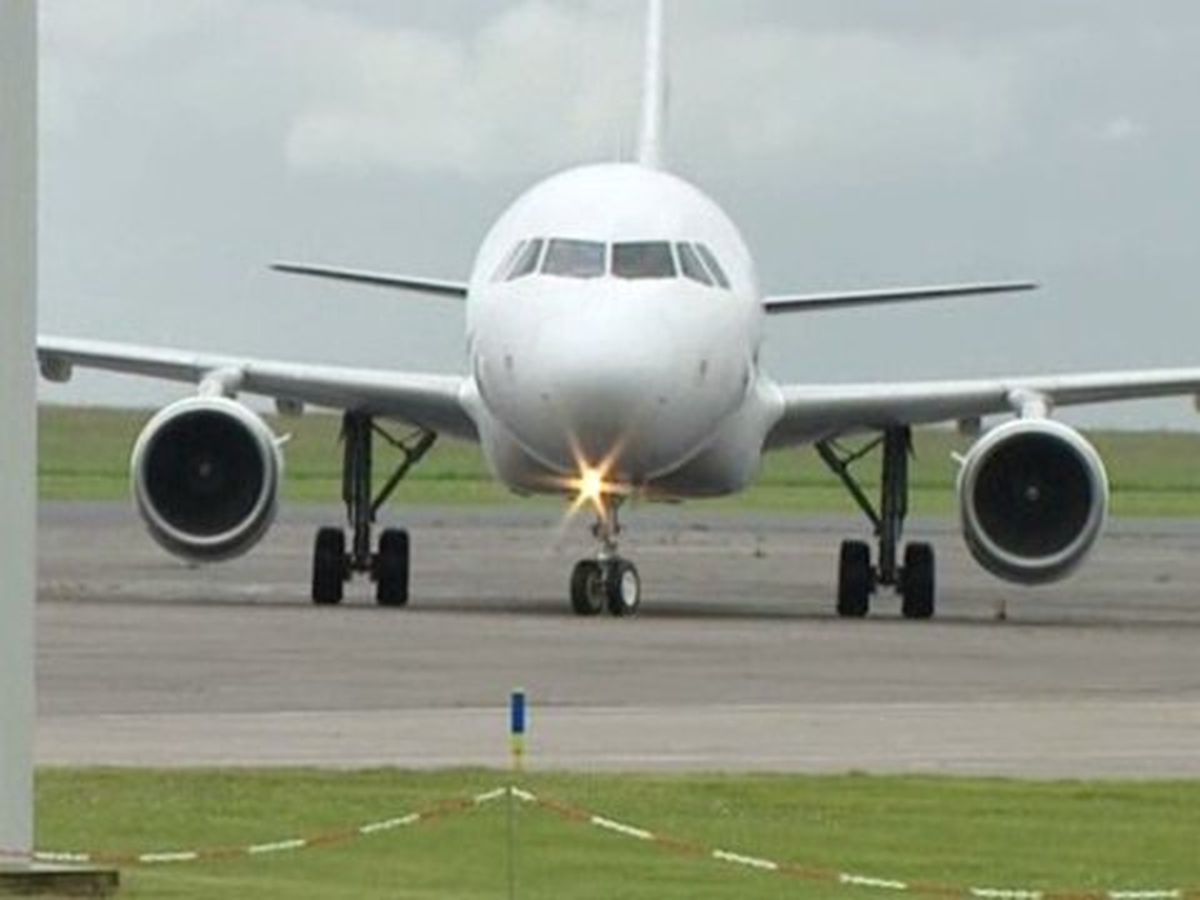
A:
[35, 0, 1200, 428]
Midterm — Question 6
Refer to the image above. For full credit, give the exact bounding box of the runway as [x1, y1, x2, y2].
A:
[37, 502, 1200, 777]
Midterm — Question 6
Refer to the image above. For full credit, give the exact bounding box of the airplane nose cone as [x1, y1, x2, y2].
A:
[478, 299, 748, 484]
[535, 329, 666, 466]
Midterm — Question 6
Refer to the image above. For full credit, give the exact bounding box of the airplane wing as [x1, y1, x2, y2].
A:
[271, 261, 469, 299]
[767, 368, 1200, 449]
[762, 281, 1037, 314]
[37, 336, 478, 441]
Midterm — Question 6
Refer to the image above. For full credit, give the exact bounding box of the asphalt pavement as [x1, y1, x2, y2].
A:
[36, 503, 1200, 777]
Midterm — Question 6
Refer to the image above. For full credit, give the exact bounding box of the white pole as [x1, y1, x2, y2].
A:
[0, 0, 38, 864]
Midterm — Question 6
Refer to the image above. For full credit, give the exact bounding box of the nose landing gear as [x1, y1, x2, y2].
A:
[569, 498, 641, 617]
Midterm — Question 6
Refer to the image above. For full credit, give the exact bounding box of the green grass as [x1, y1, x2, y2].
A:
[34, 769, 1200, 898]
[37, 405, 1200, 516]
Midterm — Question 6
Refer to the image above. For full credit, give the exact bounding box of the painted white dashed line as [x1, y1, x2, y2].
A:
[358, 813, 420, 835]
[713, 849, 779, 872]
[247, 838, 308, 856]
[840, 872, 910, 891]
[473, 788, 509, 805]
[9, 785, 1196, 900]
[137, 851, 200, 864]
[590, 815, 655, 841]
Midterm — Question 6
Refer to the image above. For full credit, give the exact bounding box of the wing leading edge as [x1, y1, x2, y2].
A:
[762, 281, 1037, 314]
[271, 261, 469, 299]
[768, 369, 1200, 449]
[37, 336, 478, 440]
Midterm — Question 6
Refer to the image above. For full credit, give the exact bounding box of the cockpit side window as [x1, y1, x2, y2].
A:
[612, 241, 677, 280]
[542, 239, 606, 279]
[507, 239, 545, 281]
[492, 240, 527, 282]
[695, 244, 731, 290]
[676, 243, 714, 286]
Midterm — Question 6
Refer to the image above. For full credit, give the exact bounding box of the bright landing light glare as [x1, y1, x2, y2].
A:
[555, 432, 633, 540]
[565, 466, 609, 520]
[578, 468, 605, 507]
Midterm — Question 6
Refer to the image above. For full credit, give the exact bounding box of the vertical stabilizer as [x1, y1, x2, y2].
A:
[637, 0, 667, 169]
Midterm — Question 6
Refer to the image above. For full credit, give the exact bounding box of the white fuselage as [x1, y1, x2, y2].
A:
[460, 163, 783, 500]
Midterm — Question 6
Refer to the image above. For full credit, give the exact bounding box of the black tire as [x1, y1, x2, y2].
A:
[901, 543, 936, 620]
[837, 540, 873, 619]
[570, 560, 606, 616]
[312, 528, 346, 606]
[375, 528, 411, 607]
[604, 559, 642, 618]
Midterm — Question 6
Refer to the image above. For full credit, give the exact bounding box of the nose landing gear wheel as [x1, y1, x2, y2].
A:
[570, 560, 606, 616]
[604, 559, 641, 617]
[570, 558, 642, 617]
[570, 495, 641, 618]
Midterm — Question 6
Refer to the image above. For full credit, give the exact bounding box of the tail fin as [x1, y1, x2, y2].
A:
[636, 0, 667, 169]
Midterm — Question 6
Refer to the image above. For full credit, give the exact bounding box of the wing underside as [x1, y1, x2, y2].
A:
[768, 369, 1200, 449]
[37, 336, 478, 441]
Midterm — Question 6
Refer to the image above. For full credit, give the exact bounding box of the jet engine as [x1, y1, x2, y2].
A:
[958, 418, 1108, 585]
[130, 397, 283, 562]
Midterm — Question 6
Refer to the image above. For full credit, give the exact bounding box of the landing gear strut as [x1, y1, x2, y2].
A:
[817, 426, 936, 620]
[570, 498, 641, 618]
[311, 412, 436, 606]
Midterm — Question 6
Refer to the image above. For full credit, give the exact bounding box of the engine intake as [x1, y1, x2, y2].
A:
[131, 397, 282, 562]
[958, 419, 1108, 585]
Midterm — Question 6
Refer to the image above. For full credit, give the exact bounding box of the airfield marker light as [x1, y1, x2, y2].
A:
[509, 689, 528, 773]
[507, 689, 528, 900]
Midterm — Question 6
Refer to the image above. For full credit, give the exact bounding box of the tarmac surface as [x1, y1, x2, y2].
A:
[37, 502, 1200, 777]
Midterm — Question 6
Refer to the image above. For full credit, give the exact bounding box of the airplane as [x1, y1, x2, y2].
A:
[36, 0, 1200, 620]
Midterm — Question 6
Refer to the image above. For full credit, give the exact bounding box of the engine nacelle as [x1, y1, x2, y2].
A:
[958, 419, 1108, 585]
[131, 397, 283, 562]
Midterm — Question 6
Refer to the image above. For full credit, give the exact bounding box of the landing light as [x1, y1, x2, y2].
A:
[578, 468, 605, 507]
[557, 434, 634, 533]
[564, 466, 610, 519]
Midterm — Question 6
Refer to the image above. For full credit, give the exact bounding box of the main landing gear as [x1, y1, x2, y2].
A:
[816, 426, 936, 620]
[311, 412, 436, 607]
[570, 498, 642, 618]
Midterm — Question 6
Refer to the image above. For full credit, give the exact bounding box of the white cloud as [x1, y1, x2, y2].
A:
[284, 2, 640, 177]
[41, 1, 1024, 181]
[674, 28, 1022, 180]
[42, 0, 235, 57]
[1099, 116, 1148, 144]
[279, 2, 1023, 180]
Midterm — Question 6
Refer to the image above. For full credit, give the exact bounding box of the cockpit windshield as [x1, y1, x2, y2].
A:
[676, 242, 713, 286]
[612, 242, 677, 280]
[492, 240, 528, 281]
[542, 239, 606, 279]
[496, 238, 731, 289]
[694, 243, 731, 289]
[507, 239, 544, 281]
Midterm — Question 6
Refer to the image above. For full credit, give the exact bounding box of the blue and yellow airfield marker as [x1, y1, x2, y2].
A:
[510, 689, 527, 773]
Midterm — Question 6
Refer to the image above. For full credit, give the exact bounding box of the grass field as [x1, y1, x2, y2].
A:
[38, 405, 1200, 517]
[32, 769, 1200, 898]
